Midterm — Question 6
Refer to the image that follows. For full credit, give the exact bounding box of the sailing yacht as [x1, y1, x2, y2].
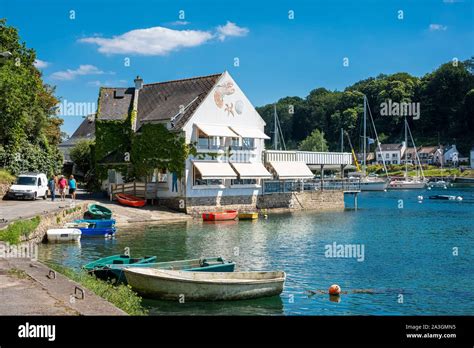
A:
[388, 118, 427, 190]
[355, 96, 389, 191]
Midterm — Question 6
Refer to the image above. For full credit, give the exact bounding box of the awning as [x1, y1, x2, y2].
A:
[268, 161, 314, 179]
[193, 161, 237, 179]
[230, 126, 270, 139]
[230, 162, 273, 179]
[195, 124, 238, 137]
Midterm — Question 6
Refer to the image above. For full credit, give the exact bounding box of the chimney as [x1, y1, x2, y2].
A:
[134, 75, 143, 90]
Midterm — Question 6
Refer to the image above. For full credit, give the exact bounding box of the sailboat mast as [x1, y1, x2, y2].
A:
[273, 104, 278, 150]
[405, 117, 408, 180]
[363, 95, 367, 173]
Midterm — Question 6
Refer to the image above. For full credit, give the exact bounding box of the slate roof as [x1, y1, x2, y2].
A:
[136, 73, 222, 130]
[59, 115, 95, 162]
[97, 88, 135, 121]
[95, 73, 223, 130]
[378, 143, 404, 151]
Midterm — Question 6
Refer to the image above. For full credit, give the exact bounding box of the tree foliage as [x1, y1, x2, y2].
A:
[298, 129, 328, 152]
[257, 58, 474, 154]
[0, 19, 62, 175]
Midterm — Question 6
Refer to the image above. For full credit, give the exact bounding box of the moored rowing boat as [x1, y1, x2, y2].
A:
[202, 210, 238, 221]
[124, 268, 286, 301]
[116, 193, 146, 207]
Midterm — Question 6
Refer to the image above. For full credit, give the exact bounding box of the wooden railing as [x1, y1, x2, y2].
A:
[109, 182, 157, 201]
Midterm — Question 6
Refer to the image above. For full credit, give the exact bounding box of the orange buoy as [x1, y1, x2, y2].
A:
[329, 284, 341, 296]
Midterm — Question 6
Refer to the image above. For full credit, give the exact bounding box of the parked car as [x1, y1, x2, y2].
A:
[7, 173, 48, 200]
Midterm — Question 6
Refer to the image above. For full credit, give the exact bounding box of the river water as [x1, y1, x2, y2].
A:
[39, 187, 474, 315]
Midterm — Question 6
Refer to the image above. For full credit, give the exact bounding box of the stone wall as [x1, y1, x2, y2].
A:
[160, 191, 345, 216]
[185, 195, 258, 216]
[157, 197, 186, 213]
[257, 191, 345, 211]
[0, 184, 10, 200]
[20, 202, 89, 244]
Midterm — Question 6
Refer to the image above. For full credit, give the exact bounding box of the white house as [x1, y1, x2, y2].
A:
[444, 145, 460, 166]
[375, 142, 406, 165]
[471, 148, 474, 169]
[96, 72, 302, 214]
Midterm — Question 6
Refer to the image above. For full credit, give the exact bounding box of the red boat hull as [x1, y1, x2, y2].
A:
[202, 210, 238, 221]
[116, 193, 146, 207]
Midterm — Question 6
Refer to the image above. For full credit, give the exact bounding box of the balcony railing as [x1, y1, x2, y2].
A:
[263, 150, 353, 165]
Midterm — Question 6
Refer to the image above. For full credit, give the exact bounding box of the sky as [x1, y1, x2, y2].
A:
[2, 0, 473, 135]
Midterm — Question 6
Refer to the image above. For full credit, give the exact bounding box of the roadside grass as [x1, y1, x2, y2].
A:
[47, 263, 148, 316]
[0, 216, 41, 244]
[8, 268, 30, 279]
[0, 168, 14, 184]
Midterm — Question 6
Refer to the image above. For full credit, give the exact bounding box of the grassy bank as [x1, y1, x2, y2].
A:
[0, 168, 14, 184]
[47, 263, 148, 316]
[0, 216, 40, 244]
[367, 164, 470, 177]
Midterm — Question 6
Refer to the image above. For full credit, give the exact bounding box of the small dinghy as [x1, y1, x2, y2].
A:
[83, 254, 157, 281]
[64, 219, 116, 237]
[124, 269, 286, 301]
[202, 210, 238, 221]
[116, 193, 146, 207]
[238, 212, 258, 220]
[47, 228, 81, 242]
[85, 203, 112, 220]
[96, 257, 235, 283]
[429, 195, 462, 201]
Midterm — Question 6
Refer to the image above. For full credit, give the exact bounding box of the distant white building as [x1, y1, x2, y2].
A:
[375, 142, 406, 165]
[471, 148, 474, 169]
[444, 145, 460, 166]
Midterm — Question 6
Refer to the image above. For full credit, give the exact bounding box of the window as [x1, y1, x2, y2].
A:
[377, 153, 382, 158]
[230, 137, 240, 149]
[242, 138, 255, 149]
[231, 178, 257, 185]
[392, 153, 398, 158]
[193, 170, 223, 186]
[385, 153, 390, 159]
[151, 168, 168, 183]
[197, 130, 221, 150]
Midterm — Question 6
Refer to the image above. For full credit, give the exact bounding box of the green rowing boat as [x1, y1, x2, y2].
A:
[86, 203, 113, 220]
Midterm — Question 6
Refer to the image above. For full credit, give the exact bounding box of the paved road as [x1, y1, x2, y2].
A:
[0, 189, 92, 226]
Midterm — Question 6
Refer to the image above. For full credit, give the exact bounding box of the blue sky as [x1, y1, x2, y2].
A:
[2, 0, 473, 135]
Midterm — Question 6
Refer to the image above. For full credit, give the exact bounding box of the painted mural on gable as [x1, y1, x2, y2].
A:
[213, 81, 244, 117]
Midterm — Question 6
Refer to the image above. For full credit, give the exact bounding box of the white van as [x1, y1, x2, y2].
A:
[7, 173, 49, 200]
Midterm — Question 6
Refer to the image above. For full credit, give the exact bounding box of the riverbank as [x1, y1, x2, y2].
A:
[0, 257, 126, 315]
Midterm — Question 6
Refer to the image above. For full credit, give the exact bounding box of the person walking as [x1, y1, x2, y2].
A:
[58, 175, 67, 201]
[69, 175, 77, 201]
[48, 175, 56, 201]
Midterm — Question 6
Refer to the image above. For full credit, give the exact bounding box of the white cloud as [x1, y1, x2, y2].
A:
[429, 24, 447, 31]
[79, 26, 214, 56]
[88, 79, 128, 87]
[50, 65, 105, 80]
[79, 22, 249, 56]
[168, 21, 190, 26]
[216, 21, 249, 41]
[34, 59, 49, 69]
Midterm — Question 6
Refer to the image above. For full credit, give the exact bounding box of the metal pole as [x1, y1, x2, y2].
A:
[363, 96, 367, 173]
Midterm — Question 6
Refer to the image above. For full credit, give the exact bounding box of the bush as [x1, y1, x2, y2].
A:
[0, 168, 14, 184]
[0, 216, 41, 244]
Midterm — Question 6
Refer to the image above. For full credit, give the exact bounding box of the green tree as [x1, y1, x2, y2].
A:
[70, 139, 94, 177]
[298, 129, 328, 152]
[0, 18, 62, 175]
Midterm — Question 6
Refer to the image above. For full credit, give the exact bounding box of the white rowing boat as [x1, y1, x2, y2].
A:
[46, 228, 81, 242]
[123, 268, 286, 301]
